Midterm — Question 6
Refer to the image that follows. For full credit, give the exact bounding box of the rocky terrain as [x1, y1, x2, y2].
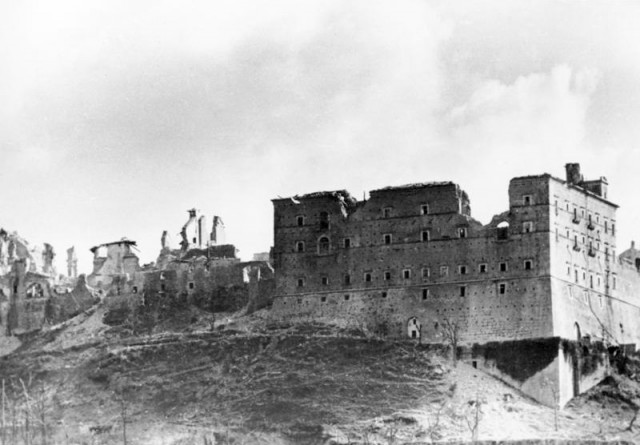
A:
[1, 303, 640, 444]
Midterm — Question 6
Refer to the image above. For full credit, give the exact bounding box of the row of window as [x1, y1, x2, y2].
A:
[294, 205, 435, 228]
[567, 286, 606, 309]
[555, 199, 616, 235]
[558, 227, 615, 257]
[294, 228, 472, 253]
[295, 260, 533, 288]
[296, 282, 513, 302]
[566, 265, 616, 290]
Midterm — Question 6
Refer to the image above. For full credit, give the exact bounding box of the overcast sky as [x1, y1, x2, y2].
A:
[2, 0, 640, 273]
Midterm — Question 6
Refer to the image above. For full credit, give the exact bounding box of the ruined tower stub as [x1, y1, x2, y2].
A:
[66, 246, 77, 278]
[211, 216, 225, 245]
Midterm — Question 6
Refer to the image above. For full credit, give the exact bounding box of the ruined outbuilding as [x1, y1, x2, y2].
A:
[271, 163, 640, 408]
[0, 229, 96, 336]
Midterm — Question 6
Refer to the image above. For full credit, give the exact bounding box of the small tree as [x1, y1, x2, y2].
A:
[463, 395, 483, 442]
[441, 318, 459, 367]
[542, 377, 560, 431]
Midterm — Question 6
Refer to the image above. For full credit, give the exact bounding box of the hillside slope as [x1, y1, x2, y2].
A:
[1, 308, 640, 444]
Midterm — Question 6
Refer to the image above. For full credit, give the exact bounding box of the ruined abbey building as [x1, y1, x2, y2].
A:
[0, 230, 96, 337]
[271, 163, 640, 408]
[86, 209, 274, 324]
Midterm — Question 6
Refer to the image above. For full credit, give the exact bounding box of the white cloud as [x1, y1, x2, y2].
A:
[441, 65, 600, 222]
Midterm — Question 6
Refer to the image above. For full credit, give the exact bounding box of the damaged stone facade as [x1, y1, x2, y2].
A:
[0, 229, 97, 336]
[96, 210, 275, 319]
[271, 163, 640, 408]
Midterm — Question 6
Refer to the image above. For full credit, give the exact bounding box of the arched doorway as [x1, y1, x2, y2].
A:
[407, 317, 421, 339]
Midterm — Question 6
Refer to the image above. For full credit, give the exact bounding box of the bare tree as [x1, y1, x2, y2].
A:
[425, 400, 448, 443]
[542, 377, 560, 431]
[463, 395, 483, 442]
[441, 318, 459, 367]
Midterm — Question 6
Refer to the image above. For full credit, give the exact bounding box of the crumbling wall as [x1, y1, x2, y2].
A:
[45, 275, 99, 325]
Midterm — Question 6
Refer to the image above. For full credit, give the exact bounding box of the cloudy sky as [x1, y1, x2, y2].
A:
[2, 0, 640, 273]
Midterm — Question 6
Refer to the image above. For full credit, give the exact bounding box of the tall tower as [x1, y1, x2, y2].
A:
[67, 246, 77, 278]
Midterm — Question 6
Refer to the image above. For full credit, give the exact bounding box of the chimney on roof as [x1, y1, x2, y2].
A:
[565, 163, 583, 185]
[632, 241, 636, 250]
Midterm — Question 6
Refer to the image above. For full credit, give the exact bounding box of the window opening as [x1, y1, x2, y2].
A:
[319, 211, 330, 229]
[318, 236, 330, 253]
[403, 269, 411, 279]
[383, 234, 392, 245]
[497, 221, 509, 240]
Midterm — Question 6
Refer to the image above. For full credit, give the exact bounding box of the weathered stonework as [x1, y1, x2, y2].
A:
[271, 163, 640, 407]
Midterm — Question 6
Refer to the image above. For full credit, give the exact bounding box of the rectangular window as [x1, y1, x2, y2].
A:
[459, 286, 466, 297]
[296, 241, 305, 252]
[421, 204, 429, 215]
[403, 269, 411, 279]
[612, 223, 616, 235]
[498, 283, 507, 295]
[422, 288, 429, 300]
[422, 230, 430, 242]
[321, 276, 329, 285]
[384, 271, 391, 281]
[383, 234, 392, 245]
[321, 296, 327, 302]
[523, 222, 533, 233]
[440, 265, 449, 276]
[344, 274, 351, 285]
[458, 227, 468, 238]
[343, 238, 351, 248]
[613, 275, 617, 290]
[523, 195, 532, 205]
[381, 291, 387, 298]
[524, 260, 533, 270]
[188, 282, 195, 289]
[297, 216, 305, 226]
[499, 262, 507, 272]
[383, 207, 392, 218]
[344, 294, 350, 301]
[458, 265, 467, 275]
[479, 263, 487, 273]
[297, 278, 305, 287]
[599, 295, 603, 308]
[422, 267, 430, 278]
[364, 272, 372, 282]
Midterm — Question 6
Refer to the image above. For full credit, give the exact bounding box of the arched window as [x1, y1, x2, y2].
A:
[318, 236, 330, 253]
[407, 317, 421, 339]
[497, 221, 509, 240]
[319, 212, 330, 229]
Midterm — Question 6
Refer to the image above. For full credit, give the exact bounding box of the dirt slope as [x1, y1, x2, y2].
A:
[1, 309, 640, 444]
